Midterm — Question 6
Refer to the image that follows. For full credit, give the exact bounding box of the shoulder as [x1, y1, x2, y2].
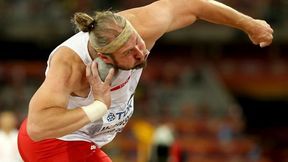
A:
[118, 0, 173, 49]
[62, 32, 89, 55]
[118, 0, 198, 49]
[46, 47, 86, 88]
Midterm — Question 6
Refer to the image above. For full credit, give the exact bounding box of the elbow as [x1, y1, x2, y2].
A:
[26, 121, 49, 142]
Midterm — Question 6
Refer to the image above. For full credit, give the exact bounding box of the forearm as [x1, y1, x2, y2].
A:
[27, 106, 90, 141]
[193, 0, 254, 33]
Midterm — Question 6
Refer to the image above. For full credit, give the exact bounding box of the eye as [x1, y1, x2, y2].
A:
[124, 49, 133, 56]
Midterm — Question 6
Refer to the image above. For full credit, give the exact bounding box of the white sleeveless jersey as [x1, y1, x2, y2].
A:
[45, 32, 143, 147]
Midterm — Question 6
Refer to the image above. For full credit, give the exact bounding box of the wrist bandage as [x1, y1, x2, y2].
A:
[82, 100, 108, 122]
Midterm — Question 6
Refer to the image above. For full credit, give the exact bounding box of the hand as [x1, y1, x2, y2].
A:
[246, 19, 273, 48]
[86, 60, 115, 108]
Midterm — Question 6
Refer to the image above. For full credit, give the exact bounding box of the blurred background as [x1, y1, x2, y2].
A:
[0, 0, 287, 162]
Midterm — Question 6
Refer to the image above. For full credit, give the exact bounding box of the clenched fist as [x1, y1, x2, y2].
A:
[246, 19, 274, 47]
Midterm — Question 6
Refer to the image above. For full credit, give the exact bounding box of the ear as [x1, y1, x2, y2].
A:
[97, 53, 113, 64]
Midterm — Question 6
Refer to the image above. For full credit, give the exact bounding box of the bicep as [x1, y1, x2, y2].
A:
[29, 78, 70, 112]
[29, 53, 74, 112]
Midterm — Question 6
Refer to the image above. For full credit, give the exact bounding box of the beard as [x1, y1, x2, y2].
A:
[108, 54, 147, 70]
[131, 61, 147, 70]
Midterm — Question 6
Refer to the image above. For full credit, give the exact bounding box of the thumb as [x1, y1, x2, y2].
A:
[104, 68, 115, 86]
[260, 42, 268, 48]
[248, 35, 258, 45]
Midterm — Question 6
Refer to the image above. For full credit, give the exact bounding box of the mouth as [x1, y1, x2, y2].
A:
[117, 61, 146, 70]
[133, 60, 147, 70]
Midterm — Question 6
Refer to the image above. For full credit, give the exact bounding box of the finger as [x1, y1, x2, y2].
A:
[86, 64, 92, 77]
[265, 24, 274, 33]
[104, 68, 115, 86]
[91, 61, 101, 81]
[260, 42, 269, 48]
[248, 34, 258, 45]
[251, 39, 258, 45]
[266, 34, 273, 42]
[268, 26, 274, 33]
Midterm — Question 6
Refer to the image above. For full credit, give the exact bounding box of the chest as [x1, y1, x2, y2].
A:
[67, 69, 141, 109]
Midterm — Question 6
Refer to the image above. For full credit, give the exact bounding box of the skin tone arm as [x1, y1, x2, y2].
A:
[119, 0, 273, 49]
[27, 47, 114, 141]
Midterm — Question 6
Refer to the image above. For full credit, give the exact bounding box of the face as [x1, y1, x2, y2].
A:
[0, 112, 17, 131]
[108, 31, 149, 70]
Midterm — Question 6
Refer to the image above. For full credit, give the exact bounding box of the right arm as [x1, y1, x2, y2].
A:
[27, 47, 114, 141]
[120, 0, 273, 49]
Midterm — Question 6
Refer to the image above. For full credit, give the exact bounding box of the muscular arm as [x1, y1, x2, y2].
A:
[120, 0, 273, 48]
[27, 48, 90, 141]
[186, 0, 273, 47]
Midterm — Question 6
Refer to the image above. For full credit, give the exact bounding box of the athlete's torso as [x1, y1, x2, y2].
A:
[46, 32, 143, 147]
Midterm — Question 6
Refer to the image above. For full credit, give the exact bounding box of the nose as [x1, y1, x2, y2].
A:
[144, 50, 149, 60]
[134, 46, 146, 61]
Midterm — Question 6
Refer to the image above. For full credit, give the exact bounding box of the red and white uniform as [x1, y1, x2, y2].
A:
[18, 32, 144, 161]
[47, 32, 142, 147]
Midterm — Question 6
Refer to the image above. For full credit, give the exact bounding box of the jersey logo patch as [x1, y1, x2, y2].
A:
[107, 113, 116, 122]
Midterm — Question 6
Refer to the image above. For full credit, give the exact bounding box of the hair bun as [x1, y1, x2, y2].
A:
[73, 12, 95, 32]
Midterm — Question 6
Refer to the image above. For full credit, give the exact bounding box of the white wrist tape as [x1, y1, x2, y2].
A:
[82, 100, 108, 122]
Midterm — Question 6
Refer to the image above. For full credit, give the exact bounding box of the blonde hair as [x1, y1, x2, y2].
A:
[72, 11, 127, 52]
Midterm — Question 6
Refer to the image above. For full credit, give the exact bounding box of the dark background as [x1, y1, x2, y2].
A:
[0, 0, 287, 161]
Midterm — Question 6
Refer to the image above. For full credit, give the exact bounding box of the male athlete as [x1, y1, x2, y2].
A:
[18, 0, 273, 161]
